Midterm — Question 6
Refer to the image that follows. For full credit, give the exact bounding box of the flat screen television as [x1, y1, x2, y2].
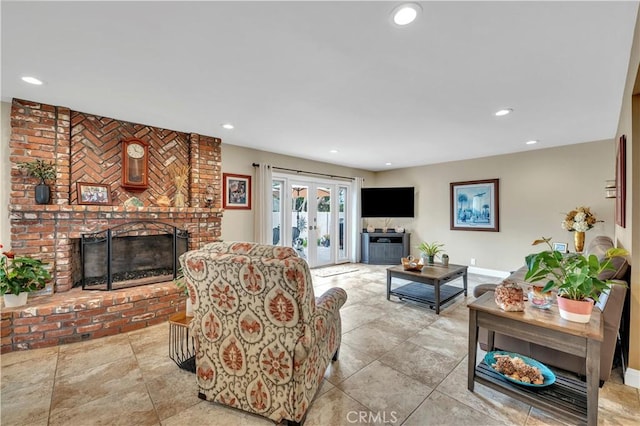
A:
[361, 187, 414, 218]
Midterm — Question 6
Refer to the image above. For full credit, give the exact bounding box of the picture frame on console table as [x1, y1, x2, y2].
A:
[450, 178, 499, 232]
[77, 182, 111, 205]
[223, 173, 251, 210]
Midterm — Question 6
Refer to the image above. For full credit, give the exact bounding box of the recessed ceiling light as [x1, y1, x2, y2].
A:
[391, 3, 422, 26]
[495, 108, 513, 117]
[526, 140, 538, 145]
[221, 123, 234, 130]
[329, 149, 338, 154]
[21, 76, 43, 85]
[385, 162, 392, 166]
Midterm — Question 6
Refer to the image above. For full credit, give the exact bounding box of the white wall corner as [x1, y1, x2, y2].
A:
[624, 367, 640, 389]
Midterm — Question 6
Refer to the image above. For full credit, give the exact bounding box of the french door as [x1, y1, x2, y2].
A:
[271, 175, 351, 268]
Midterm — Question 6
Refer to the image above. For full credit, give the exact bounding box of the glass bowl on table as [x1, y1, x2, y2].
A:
[527, 285, 554, 309]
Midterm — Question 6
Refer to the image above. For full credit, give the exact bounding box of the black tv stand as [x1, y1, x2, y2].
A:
[361, 232, 410, 264]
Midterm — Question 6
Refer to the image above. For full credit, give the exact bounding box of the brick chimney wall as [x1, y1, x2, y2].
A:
[8, 98, 223, 293]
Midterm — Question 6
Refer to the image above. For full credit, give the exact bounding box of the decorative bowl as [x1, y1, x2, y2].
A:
[527, 289, 553, 309]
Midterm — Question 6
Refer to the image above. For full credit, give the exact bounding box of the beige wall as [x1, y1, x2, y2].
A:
[374, 140, 615, 273]
[614, 7, 640, 378]
[220, 143, 375, 242]
[1, 102, 11, 249]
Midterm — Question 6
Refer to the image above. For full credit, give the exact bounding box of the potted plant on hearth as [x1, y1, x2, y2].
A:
[524, 237, 628, 323]
[0, 245, 51, 307]
[174, 268, 194, 317]
[18, 160, 56, 204]
[417, 241, 445, 265]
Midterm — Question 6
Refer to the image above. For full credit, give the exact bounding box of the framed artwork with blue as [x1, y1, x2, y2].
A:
[450, 178, 499, 232]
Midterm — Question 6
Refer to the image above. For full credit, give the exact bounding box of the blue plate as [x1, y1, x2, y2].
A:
[484, 351, 556, 387]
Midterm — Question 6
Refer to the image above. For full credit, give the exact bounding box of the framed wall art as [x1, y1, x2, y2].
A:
[77, 182, 111, 205]
[450, 178, 499, 232]
[552, 242, 568, 253]
[615, 135, 626, 228]
[223, 173, 251, 210]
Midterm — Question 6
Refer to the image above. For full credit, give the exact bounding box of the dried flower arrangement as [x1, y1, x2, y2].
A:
[169, 164, 190, 207]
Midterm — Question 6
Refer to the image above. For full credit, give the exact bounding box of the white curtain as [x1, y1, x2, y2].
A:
[351, 177, 364, 262]
[253, 163, 273, 244]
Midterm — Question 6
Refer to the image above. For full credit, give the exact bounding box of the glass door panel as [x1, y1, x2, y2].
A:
[315, 186, 333, 266]
[291, 183, 309, 261]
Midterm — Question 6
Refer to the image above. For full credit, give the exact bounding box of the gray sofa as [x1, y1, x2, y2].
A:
[474, 236, 629, 383]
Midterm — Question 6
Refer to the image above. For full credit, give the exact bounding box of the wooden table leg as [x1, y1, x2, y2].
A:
[386, 271, 391, 300]
[463, 270, 468, 296]
[586, 337, 601, 426]
[468, 308, 478, 392]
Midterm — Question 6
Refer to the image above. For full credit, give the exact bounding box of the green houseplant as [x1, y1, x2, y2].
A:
[417, 241, 445, 264]
[524, 237, 628, 323]
[1, 245, 51, 307]
[18, 160, 56, 204]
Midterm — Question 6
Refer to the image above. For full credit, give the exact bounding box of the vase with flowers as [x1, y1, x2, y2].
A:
[524, 237, 628, 323]
[1, 245, 51, 307]
[561, 206, 601, 252]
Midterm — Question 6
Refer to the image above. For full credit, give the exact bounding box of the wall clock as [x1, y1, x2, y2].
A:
[121, 138, 149, 190]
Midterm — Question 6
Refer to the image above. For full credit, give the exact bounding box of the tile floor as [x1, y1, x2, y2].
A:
[1, 265, 639, 425]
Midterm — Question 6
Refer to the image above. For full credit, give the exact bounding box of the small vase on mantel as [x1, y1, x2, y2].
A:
[574, 231, 585, 253]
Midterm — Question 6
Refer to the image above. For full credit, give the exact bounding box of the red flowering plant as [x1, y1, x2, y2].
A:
[0, 244, 51, 295]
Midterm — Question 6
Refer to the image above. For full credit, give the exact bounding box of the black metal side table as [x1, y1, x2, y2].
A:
[169, 312, 196, 373]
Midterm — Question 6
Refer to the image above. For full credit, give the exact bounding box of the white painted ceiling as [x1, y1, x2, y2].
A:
[2, 1, 638, 171]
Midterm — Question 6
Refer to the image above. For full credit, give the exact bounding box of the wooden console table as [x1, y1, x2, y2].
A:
[467, 292, 603, 425]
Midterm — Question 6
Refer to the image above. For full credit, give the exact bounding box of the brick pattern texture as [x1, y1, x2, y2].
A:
[1, 282, 186, 353]
[5, 98, 226, 352]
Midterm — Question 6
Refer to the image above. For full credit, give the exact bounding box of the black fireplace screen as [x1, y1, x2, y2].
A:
[80, 221, 188, 291]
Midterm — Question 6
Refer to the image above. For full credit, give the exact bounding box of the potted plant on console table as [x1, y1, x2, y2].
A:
[0, 245, 51, 308]
[524, 237, 628, 323]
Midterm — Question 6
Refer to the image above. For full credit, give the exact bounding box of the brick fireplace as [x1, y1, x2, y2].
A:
[2, 98, 224, 353]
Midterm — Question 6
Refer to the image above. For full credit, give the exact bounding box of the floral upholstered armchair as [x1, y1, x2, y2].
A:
[179, 241, 347, 425]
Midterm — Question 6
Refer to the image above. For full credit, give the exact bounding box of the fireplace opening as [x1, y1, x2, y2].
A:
[80, 221, 188, 290]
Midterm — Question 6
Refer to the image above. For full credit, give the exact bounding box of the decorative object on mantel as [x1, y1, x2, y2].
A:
[123, 196, 144, 207]
[169, 164, 191, 207]
[561, 206, 601, 252]
[366, 222, 375, 233]
[18, 160, 56, 204]
[154, 195, 171, 207]
[417, 241, 445, 265]
[203, 184, 215, 208]
[1, 245, 51, 308]
[77, 182, 111, 205]
[494, 280, 524, 312]
[394, 226, 405, 233]
[121, 138, 150, 191]
[524, 237, 628, 323]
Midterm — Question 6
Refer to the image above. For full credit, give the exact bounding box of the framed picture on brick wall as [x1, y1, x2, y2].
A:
[77, 182, 112, 205]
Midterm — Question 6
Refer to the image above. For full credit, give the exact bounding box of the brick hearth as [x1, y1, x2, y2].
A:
[1, 281, 184, 353]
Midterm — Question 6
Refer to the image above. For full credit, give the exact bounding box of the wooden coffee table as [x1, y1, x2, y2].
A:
[386, 263, 468, 314]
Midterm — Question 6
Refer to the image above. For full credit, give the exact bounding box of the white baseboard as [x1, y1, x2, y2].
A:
[468, 266, 510, 279]
[624, 368, 640, 389]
